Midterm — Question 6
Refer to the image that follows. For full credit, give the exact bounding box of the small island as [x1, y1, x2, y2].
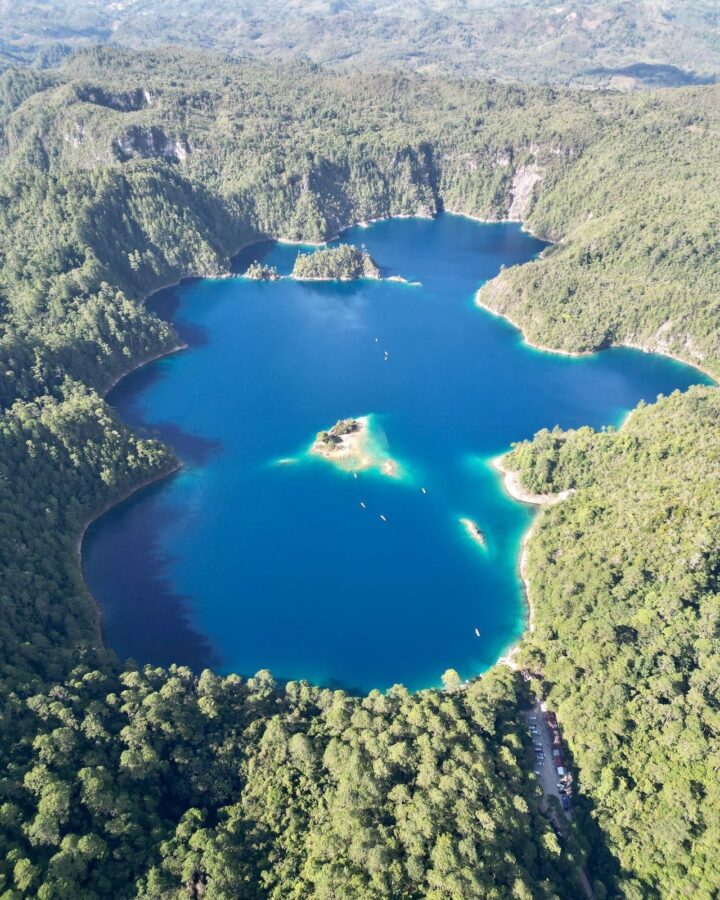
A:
[292, 244, 381, 281]
[310, 416, 400, 477]
[244, 261, 281, 280]
[313, 418, 363, 457]
[460, 517, 487, 549]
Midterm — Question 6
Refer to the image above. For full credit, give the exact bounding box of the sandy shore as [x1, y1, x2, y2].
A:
[311, 416, 400, 477]
[312, 417, 370, 465]
[459, 517, 487, 548]
[492, 454, 577, 671]
[491, 455, 575, 506]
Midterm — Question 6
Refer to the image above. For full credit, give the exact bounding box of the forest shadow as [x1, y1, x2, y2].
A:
[88, 475, 222, 673]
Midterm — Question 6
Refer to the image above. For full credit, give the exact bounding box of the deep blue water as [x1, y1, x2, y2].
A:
[83, 214, 712, 692]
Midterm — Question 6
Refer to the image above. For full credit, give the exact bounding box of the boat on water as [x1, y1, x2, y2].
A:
[360, 501, 366, 509]
[379, 514, 387, 522]
[475, 627, 481, 637]
[421, 487, 427, 494]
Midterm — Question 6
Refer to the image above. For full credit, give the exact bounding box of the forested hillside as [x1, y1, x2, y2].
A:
[1, 663, 587, 898]
[0, 46, 718, 897]
[504, 386, 720, 897]
[2, 49, 719, 389]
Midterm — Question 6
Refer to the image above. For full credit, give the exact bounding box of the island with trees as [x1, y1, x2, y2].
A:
[292, 244, 381, 281]
[243, 260, 281, 280]
[311, 416, 399, 477]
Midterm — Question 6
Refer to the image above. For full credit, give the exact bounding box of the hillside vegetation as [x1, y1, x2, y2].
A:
[0, 46, 718, 897]
[0, 0, 718, 89]
[0, 663, 587, 898]
[505, 386, 720, 897]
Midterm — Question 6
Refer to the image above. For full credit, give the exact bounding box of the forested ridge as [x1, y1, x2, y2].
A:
[505, 387, 720, 897]
[0, 45, 718, 897]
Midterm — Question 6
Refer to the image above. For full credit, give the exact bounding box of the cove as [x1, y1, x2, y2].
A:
[83, 214, 712, 693]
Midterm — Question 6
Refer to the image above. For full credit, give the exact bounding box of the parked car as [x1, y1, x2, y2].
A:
[562, 796, 570, 811]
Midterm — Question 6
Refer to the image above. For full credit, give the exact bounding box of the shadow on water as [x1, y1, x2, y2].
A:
[232, 240, 278, 274]
[92, 280, 225, 671]
[85, 476, 222, 672]
[149, 283, 211, 349]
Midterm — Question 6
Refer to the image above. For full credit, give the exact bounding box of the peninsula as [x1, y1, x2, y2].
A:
[311, 416, 399, 477]
[292, 244, 381, 281]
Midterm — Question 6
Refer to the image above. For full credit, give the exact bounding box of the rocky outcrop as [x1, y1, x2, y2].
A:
[508, 163, 544, 220]
[112, 126, 189, 163]
[76, 85, 153, 112]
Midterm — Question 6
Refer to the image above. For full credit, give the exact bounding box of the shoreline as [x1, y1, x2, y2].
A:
[101, 341, 189, 398]
[76, 461, 182, 643]
[491, 455, 575, 507]
[491, 455, 573, 672]
[443, 208, 549, 242]
[475, 293, 718, 383]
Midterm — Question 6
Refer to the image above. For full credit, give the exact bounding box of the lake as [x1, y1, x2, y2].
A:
[83, 213, 711, 692]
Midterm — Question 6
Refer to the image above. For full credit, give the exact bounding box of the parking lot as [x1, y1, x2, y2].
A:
[523, 700, 572, 819]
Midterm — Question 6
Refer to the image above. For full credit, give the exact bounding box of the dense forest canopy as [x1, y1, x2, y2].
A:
[0, 0, 719, 89]
[505, 387, 720, 897]
[0, 42, 717, 898]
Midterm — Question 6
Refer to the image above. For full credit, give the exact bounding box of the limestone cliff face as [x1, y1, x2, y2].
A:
[112, 126, 189, 162]
[508, 163, 544, 220]
[273, 145, 440, 243]
[439, 141, 577, 224]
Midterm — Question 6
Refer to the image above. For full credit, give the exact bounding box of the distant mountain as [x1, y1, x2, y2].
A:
[0, 0, 718, 88]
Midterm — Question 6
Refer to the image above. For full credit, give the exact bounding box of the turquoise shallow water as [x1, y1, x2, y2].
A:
[84, 214, 712, 692]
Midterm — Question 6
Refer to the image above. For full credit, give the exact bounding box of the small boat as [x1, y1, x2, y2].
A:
[379, 514, 387, 522]
[421, 487, 427, 494]
[353, 472, 358, 479]
[475, 628, 481, 637]
[360, 502, 366, 509]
